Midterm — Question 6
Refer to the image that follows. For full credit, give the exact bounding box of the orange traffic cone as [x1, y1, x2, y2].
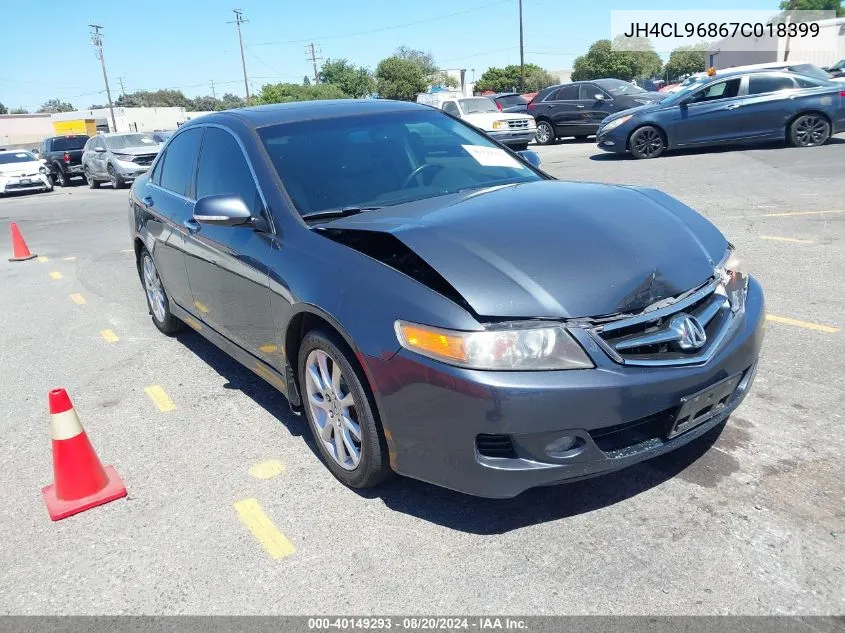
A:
[41, 388, 126, 521]
[8, 222, 37, 261]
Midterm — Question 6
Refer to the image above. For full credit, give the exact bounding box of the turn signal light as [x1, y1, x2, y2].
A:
[63, 152, 70, 163]
[840, 90, 845, 97]
[395, 322, 467, 362]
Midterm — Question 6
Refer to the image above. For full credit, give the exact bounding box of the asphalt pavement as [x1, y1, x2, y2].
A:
[0, 138, 843, 615]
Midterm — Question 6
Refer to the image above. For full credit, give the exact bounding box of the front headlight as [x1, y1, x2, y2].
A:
[716, 246, 748, 314]
[491, 120, 508, 130]
[394, 321, 594, 371]
[601, 115, 633, 132]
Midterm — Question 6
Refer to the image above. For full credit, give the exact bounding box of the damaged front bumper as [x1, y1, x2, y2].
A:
[361, 277, 765, 498]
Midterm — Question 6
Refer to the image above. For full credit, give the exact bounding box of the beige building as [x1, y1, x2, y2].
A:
[0, 114, 54, 150]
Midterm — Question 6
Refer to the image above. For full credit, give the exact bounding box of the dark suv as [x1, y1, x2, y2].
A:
[488, 92, 529, 113]
[38, 135, 89, 187]
[528, 79, 663, 144]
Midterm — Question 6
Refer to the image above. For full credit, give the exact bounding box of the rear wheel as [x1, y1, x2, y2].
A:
[535, 120, 555, 145]
[53, 167, 67, 187]
[139, 249, 182, 335]
[789, 114, 830, 147]
[298, 329, 391, 489]
[108, 165, 125, 189]
[629, 126, 666, 159]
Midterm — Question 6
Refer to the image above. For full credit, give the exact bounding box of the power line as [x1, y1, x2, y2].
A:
[251, 0, 510, 46]
[89, 24, 117, 131]
[228, 9, 251, 104]
[306, 43, 322, 84]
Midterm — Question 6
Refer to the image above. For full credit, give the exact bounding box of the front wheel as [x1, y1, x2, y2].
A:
[108, 165, 126, 189]
[534, 120, 555, 145]
[298, 329, 391, 489]
[629, 126, 666, 159]
[139, 249, 182, 335]
[789, 114, 830, 147]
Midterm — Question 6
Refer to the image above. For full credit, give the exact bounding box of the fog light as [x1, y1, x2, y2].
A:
[545, 435, 582, 458]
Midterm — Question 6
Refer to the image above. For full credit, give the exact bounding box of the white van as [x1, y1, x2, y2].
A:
[416, 93, 537, 150]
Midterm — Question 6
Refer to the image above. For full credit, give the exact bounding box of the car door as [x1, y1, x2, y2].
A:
[579, 83, 614, 132]
[544, 84, 582, 135]
[674, 77, 744, 146]
[89, 137, 105, 177]
[182, 125, 275, 356]
[144, 127, 204, 311]
[740, 73, 802, 139]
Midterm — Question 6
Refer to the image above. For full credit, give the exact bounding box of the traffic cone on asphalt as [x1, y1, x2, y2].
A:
[8, 222, 37, 262]
[41, 388, 126, 521]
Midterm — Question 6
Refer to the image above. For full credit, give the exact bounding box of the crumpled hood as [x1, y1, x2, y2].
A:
[325, 180, 728, 319]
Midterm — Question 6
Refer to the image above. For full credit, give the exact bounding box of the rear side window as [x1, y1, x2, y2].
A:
[51, 136, 88, 151]
[748, 74, 796, 94]
[195, 127, 261, 214]
[157, 128, 203, 197]
[496, 95, 526, 108]
[794, 76, 825, 88]
[553, 85, 580, 101]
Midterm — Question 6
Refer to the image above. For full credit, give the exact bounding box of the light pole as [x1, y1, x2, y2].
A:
[89, 24, 117, 132]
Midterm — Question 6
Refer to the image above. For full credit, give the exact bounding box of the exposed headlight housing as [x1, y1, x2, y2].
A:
[394, 321, 594, 371]
[39, 166, 48, 174]
[491, 120, 508, 130]
[601, 115, 633, 132]
[716, 246, 748, 314]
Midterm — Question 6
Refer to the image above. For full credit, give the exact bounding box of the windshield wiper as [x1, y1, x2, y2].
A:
[301, 206, 383, 221]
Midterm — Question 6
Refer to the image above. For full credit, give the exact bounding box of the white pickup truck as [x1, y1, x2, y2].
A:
[416, 93, 537, 150]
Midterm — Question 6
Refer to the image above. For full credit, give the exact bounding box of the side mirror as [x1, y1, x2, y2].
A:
[517, 149, 541, 168]
[94, 146, 106, 153]
[594, 93, 606, 101]
[193, 194, 253, 226]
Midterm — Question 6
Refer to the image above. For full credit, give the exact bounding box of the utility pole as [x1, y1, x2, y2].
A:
[117, 76, 126, 98]
[306, 42, 322, 84]
[783, 0, 798, 62]
[211, 79, 217, 99]
[89, 24, 117, 132]
[229, 9, 250, 104]
[518, 0, 525, 92]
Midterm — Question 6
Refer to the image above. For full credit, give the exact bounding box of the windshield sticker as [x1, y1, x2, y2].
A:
[461, 145, 525, 169]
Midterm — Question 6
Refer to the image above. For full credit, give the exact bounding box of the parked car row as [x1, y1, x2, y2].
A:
[0, 149, 53, 195]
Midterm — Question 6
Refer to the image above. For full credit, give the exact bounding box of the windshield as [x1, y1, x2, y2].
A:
[51, 136, 88, 151]
[0, 152, 37, 165]
[787, 63, 833, 80]
[595, 79, 646, 95]
[105, 134, 158, 150]
[154, 131, 173, 141]
[459, 97, 498, 114]
[496, 95, 527, 108]
[258, 109, 542, 216]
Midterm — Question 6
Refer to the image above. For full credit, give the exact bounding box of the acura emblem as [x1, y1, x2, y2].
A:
[670, 313, 707, 350]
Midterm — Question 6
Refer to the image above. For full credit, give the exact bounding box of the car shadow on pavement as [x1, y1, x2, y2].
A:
[589, 137, 845, 161]
[363, 421, 727, 534]
[175, 329, 310, 441]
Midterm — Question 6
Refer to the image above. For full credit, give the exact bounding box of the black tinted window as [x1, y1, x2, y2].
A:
[579, 84, 604, 100]
[196, 127, 260, 213]
[158, 128, 203, 197]
[748, 74, 796, 94]
[51, 136, 88, 151]
[495, 95, 526, 108]
[553, 85, 579, 100]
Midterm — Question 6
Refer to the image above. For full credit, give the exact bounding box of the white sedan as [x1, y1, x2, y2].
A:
[0, 150, 53, 195]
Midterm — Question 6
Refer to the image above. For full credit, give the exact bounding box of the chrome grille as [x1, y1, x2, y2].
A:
[507, 119, 529, 129]
[589, 279, 738, 367]
[132, 154, 157, 166]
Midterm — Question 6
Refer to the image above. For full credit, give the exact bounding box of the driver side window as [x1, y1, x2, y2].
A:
[688, 78, 741, 104]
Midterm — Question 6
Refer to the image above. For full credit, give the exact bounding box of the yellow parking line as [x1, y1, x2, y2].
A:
[49, 271, 63, 280]
[193, 301, 210, 314]
[69, 293, 87, 305]
[234, 498, 295, 559]
[258, 344, 278, 353]
[37, 256, 49, 263]
[763, 209, 845, 218]
[183, 316, 203, 330]
[144, 385, 176, 412]
[63, 256, 77, 261]
[100, 329, 119, 343]
[767, 314, 839, 333]
[249, 460, 286, 480]
[760, 235, 813, 244]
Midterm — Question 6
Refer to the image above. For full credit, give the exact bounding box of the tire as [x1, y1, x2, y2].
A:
[298, 328, 391, 489]
[53, 166, 67, 187]
[534, 120, 555, 145]
[511, 143, 529, 152]
[108, 164, 126, 189]
[138, 248, 183, 335]
[85, 168, 100, 189]
[629, 125, 666, 159]
[788, 113, 831, 147]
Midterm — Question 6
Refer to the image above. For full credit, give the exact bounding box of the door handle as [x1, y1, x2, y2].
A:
[142, 196, 153, 206]
[575, 104, 585, 108]
[725, 103, 742, 110]
[183, 218, 200, 233]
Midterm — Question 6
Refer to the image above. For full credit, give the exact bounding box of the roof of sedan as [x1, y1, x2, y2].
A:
[213, 99, 426, 128]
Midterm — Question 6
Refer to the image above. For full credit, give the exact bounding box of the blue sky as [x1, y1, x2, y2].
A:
[1, 0, 777, 111]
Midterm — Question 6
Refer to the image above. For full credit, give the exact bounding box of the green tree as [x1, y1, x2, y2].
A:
[0, 103, 7, 115]
[88, 104, 107, 109]
[189, 95, 220, 111]
[612, 35, 663, 79]
[571, 40, 639, 81]
[303, 75, 311, 85]
[395, 46, 438, 80]
[375, 56, 427, 101]
[777, 0, 844, 17]
[319, 58, 376, 98]
[254, 82, 345, 104]
[475, 64, 558, 92]
[10, 107, 28, 114]
[37, 98, 75, 113]
[116, 89, 191, 108]
[663, 45, 707, 80]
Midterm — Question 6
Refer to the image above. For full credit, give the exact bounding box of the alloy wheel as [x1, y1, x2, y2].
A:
[142, 254, 166, 322]
[109, 166, 120, 188]
[632, 128, 663, 158]
[536, 122, 552, 144]
[304, 349, 362, 470]
[793, 115, 829, 147]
